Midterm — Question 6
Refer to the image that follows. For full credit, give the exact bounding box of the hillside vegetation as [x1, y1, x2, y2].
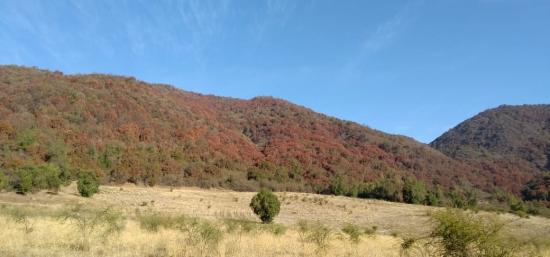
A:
[0, 66, 503, 197]
[431, 105, 550, 200]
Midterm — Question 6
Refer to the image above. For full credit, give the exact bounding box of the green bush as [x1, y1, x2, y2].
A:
[447, 188, 478, 209]
[298, 220, 331, 253]
[137, 213, 185, 232]
[264, 223, 287, 236]
[509, 199, 528, 217]
[246, 167, 265, 181]
[77, 171, 100, 197]
[370, 177, 403, 202]
[364, 225, 377, 236]
[16, 129, 37, 151]
[430, 209, 516, 257]
[4, 206, 34, 233]
[60, 205, 126, 249]
[402, 177, 427, 204]
[356, 183, 374, 199]
[328, 176, 347, 196]
[179, 218, 224, 255]
[223, 218, 258, 234]
[250, 189, 281, 223]
[41, 165, 62, 191]
[341, 223, 361, 244]
[426, 189, 442, 206]
[13, 164, 61, 194]
[0, 170, 7, 191]
[15, 169, 34, 194]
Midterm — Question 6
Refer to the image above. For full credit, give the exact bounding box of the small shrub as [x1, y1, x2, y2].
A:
[0, 170, 7, 191]
[223, 218, 258, 234]
[425, 189, 442, 206]
[16, 129, 37, 151]
[328, 176, 347, 196]
[401, 237, 416, 250]
[447, 188, 478, 209]
[137, 213, 178, 232]
[14, 168, 34, 194]
[100, 208, 126, 236]
[526, 202, 541, 216]
[364, 225, 378, 236]
[298, 220, 331, 253]
[5, 206, 34, 233]
[246, 167, 265, 181]
[430, 209, 516, 257]
[370, 177, 403, 202]
[249, 189, 281, 223]
[60, 205, 126, 250]
[179, 218, 224, 256]
[509, 200, 529, 218]
[77, 171, 100, 197]
[341, 223, 361, 244]
[264, 223, 287, 236]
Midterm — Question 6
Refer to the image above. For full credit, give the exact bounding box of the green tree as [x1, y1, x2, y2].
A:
[329, 176, 347, 196]
[0, 170, 8, 190]
[38, 164, 62, 191]
[249, 189, 281, 223]
[16, 129, 37, 151]
[77, 171, 100, 197]
[371, 176, 403, 202]
[425, 188, 443, 206]
[402, 177, 427, 204]
[14, 164, 61, 194]
[14, 168, 34, 194]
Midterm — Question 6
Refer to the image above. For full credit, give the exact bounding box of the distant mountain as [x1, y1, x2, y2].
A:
[0, 65, 491, 194]
[431, 104, 550, 193]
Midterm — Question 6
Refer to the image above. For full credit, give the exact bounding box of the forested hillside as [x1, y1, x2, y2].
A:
[0, 66, 546, 206]
[431, 105, 550, 199]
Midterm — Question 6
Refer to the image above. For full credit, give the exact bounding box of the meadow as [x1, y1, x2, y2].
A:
[1, 184, 550, 257]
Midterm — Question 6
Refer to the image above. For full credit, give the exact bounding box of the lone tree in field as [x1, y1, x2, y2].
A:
[250, 189, 281, 223]
[77, 171, 100, 197]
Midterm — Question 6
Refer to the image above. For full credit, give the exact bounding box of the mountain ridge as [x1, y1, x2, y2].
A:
[431, 104, 550, 194]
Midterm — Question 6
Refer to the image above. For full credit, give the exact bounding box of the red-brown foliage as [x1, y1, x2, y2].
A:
[0, 66, 533, 195]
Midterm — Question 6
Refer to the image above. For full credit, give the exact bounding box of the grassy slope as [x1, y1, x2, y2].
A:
[1, 185, 550, 257]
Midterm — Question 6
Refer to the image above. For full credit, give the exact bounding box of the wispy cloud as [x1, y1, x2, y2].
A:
[252, 0, 297, 43]
[0, 0, 236, 69]
[340, 1, 424, 81]
[174, 0, 232, 65]
[0, 1, 61, 63]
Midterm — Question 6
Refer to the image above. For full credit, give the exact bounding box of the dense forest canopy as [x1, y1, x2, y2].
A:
[0, 66, 548, 207]
[431, 104, 550, 200]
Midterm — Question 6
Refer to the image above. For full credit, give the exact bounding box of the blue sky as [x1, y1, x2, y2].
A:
[1, 0, 549, 143]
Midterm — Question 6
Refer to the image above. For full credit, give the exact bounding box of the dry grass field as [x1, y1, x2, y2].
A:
[1, 184, 550, 257]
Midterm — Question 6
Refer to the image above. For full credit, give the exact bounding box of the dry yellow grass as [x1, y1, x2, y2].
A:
[0, 213, 401, 257]
[1, 184, 550, 257]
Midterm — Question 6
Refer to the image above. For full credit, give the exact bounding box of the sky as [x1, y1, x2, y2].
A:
[1, 0, 549, 143]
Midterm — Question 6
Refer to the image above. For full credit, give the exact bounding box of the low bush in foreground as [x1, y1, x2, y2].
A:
[77, 171, 100, 197]
[59, 204, 126, 249]
[401, 209, 540, 257]
[298, 220, 332, 253]
[250, 189, 280, 223]
[341, 223, 362, 244]
[431, 209, 512, 257]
